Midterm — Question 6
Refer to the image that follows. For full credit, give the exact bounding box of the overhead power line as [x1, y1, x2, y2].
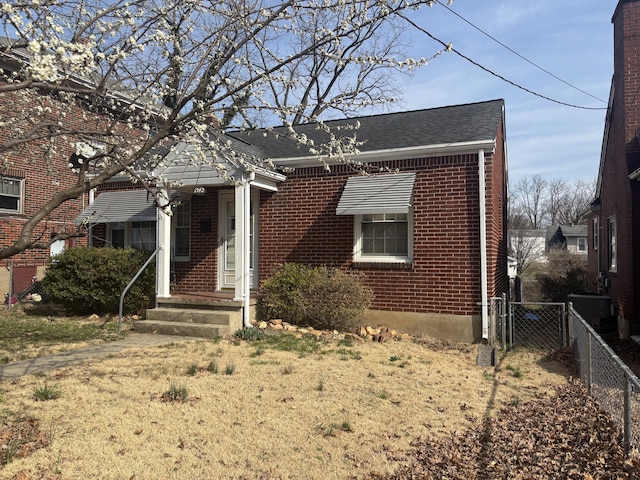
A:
[435, 0, 608, 104]
[400, 14, 607, 111]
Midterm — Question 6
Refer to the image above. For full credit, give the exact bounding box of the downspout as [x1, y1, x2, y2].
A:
[478, 149, 489, 340]
[243, 172, 255, 328]
[88, 188, 96, 246]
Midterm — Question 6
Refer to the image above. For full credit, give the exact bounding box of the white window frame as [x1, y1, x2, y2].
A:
[577, 237, 587, 252]
[0, 176, 24, 214]
[592, 217, 599, 251]
[353, 210, 413, 264]
[105, 221, 156, 251]
[608, 215, 617, 272]
[172, 201, 191, 261]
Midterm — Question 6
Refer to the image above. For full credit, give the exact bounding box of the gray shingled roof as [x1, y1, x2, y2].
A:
[228, 99, 504, 159]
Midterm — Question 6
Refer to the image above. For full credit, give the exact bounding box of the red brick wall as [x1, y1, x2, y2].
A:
[591, 0, 640, 325]
[257, 152, 506, 316]
[486, 117, 508, 299]
[0, 88, 91, 269]
[0, 83, 146, 270]
[172, 189, 221, 293]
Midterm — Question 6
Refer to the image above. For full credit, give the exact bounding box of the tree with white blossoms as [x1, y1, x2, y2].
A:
[0, 0, 452, 260]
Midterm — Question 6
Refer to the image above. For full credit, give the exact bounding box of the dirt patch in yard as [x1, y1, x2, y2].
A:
[0, 334, 585, 479]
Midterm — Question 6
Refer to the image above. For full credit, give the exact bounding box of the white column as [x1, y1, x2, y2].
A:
[233, 173, 255, 327]
[156, 187, 172, 298]
[234, 181, 246, 302]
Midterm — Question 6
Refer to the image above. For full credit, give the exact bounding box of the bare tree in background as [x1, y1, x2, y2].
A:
[511, 175, 548, 229]
[508, 175, 595, 275]
[0, 0, 450, 260]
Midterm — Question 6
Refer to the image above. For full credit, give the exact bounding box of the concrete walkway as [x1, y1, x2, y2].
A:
[0, 333, 197, 380]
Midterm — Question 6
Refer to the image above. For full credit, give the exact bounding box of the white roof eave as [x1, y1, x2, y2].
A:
[269, 139, 497, 168]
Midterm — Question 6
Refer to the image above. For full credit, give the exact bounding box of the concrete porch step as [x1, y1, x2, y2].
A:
[145, 307, 231, 325]
[134, 319, 230, 338]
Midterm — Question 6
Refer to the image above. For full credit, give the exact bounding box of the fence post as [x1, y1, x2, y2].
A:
[586, 332, 592, 395]
[561, 303, 567, 348]
[7, 264, 13, 309]
[567, 302, 574, 347]
[508, 299, 514, 349]
[624, 376, 632, 456]
[501, 292, 507, 350]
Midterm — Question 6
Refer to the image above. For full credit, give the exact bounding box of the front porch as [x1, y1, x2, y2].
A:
[153, 146, 286, 331]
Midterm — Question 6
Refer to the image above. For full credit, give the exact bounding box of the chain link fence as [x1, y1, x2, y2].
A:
[570, 306, 640, 456]
[1, 262, 46, 307]
[508, 301, 567, 350]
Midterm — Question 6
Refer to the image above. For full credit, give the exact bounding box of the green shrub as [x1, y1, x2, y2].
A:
[259, 263, 373, 332]
[258, 263, 315, 323]
[42, 247, 155, 315]
[536, 248, 587, 302]
[233, 328, 265, 341]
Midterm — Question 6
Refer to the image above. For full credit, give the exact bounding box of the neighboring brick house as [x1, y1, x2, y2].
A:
[0, 66, 89, 301]
[78, 99, 508, 342]
[587, 0, 640, 337]
[0, 40, 149, 302]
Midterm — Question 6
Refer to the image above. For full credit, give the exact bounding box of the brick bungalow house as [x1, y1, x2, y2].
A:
[79, 99, 508, 342]
[587, 0, 640, 337]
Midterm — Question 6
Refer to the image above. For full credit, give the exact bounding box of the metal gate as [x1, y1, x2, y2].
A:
[490, 297, 568, 351]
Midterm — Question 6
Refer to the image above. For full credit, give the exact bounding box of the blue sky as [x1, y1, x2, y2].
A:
[391, 0, 614, 185]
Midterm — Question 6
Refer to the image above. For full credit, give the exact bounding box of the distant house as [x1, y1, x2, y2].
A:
[77, 100, 510, 342]
[507, 228, 547, 274]
[587, 0, 640, 337]
[546, 224, 588, 255]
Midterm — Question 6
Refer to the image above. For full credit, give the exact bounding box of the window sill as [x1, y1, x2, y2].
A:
[352, 258, 413, 270]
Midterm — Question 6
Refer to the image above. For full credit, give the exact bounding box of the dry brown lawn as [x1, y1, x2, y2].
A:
[0, 332, 571, 479]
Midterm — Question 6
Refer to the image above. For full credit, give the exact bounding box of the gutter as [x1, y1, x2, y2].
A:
[270, 140, 497, 168]
[478, 148, 489, 341]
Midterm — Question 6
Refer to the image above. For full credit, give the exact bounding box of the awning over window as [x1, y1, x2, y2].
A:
[336, 173, 416, 215]
[74, 190, 157, 226]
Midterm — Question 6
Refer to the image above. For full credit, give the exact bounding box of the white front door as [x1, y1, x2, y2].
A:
[218, 191, 259, 290]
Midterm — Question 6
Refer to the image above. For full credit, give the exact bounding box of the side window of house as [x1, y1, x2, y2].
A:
[174, 202, 191, 259]
[131, 221, 156, 251]
[608, 216, 617, 272]
[108, 223, 126, 248]
[592, 217, 598, 251]
[0, 176, 24, 214]
[577, 237, 587, 252]
[355, 212, 412, 262]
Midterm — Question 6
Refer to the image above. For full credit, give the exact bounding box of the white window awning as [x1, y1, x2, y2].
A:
[336, 173, 416, 215]
[74, 190, 157, 226]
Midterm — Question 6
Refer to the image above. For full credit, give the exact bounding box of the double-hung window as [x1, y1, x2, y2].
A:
[131, 221, 156, 251]
[357, 213, 410, 260]
[173, 202, 191, 260]
[337, 173, 415, 264]
[0, 176, 24, 214]
[577, 237, 587, 253]
[608, 216, 617, 272]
